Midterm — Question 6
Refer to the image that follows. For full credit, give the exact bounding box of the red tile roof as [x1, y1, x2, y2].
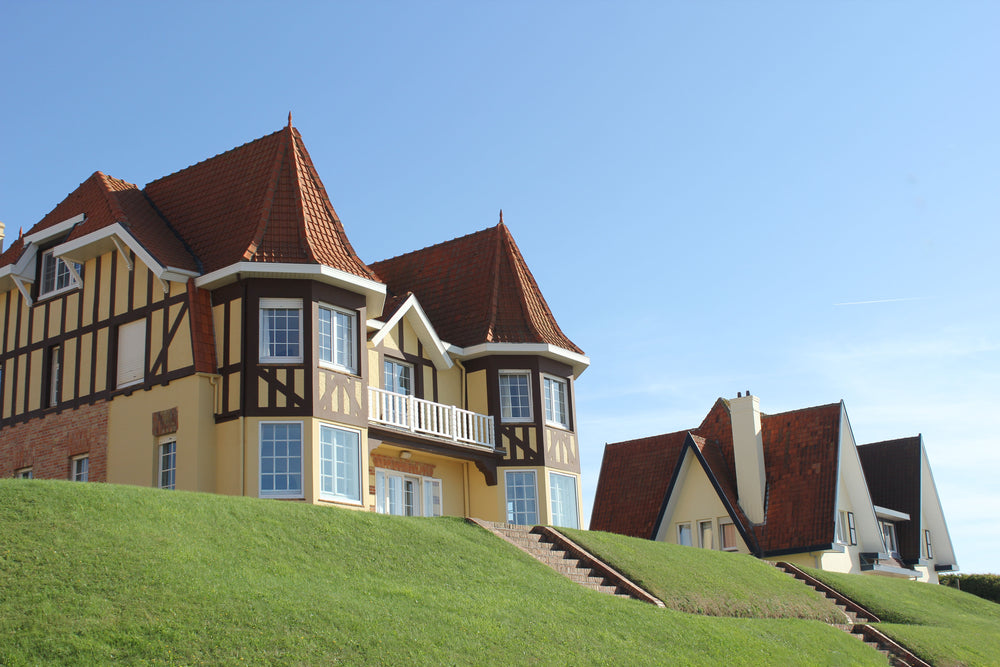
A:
[144, 124, 376, 280]
[858, 437, 922, 562]
[591, 398, 845, 555]
[370, 221, 582, 353]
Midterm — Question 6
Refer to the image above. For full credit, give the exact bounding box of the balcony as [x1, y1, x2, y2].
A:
[368, 386, 496, 451]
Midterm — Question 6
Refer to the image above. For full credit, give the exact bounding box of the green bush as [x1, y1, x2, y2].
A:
[940, 574, 1000, 604]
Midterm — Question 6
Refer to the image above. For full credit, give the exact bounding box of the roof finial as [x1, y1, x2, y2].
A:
[498, 209, 504, 226]
[288, 111, 293, 128]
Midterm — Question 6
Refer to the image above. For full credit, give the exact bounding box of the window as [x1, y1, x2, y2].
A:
[47, 345, 61, 406]
[259, 422, 303, 498]
[542, 375, 569, 428]
[925, 530, 933, 559]
[505, 470, 538, 525]
[375, 469, 442, 517]
[880, 520, 898, 554]
[499, 371, 532, 422]
[677, 522, 693, 546]
[71, 455, 89, 482]
[319, 424, 361, 503]
[159, 439, 176, 490]
[317, 304, 355, 372]
[117, 319, 146, 387]
[847, 511, 857, 546]
[260, 298, 303, 363]
[384, 359, 413, 395]
[39, 249, 82, 297]
[15, 467, 33, 479]
[720, 520, 738, 551]
[698, 520, 714, 549]
[837, 510, 857, 546]
[549, 472, 580, 529]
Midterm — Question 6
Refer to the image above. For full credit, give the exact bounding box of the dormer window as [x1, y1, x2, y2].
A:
[39, 249, 82, 298]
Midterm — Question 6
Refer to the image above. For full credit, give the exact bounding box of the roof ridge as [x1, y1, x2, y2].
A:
[286, 127, 317, 263]
[95, 172, 131, 226]
[497, 221, 545, 343]
[145, 128, 285, 189]
[484, 224, 503, 342]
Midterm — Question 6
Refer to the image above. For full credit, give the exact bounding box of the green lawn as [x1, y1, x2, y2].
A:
[560, 527, 844, 622]
[808, 568, 1000, 667]
[0, 481, 884, 665]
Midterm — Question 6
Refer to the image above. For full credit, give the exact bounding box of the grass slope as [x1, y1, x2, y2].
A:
[809, 568, 1000, 667]
[0, 481, 884, 666]
[561, 528, 842, 621]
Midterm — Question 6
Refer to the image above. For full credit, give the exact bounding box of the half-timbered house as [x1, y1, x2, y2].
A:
[0, 120, 589, 527]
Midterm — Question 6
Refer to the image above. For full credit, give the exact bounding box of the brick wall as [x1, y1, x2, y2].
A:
[0, 401, 109, 481]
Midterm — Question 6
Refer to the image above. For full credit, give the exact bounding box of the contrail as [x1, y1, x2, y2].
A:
[834, 297, 923, 306]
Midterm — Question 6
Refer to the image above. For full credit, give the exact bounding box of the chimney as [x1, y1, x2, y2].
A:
[0, 221, 5, 250]
[730, 393, 766, 524]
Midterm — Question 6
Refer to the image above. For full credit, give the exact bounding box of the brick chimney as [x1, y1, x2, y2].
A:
[730, 393, 766, 524]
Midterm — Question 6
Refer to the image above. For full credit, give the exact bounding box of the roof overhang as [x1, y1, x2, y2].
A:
[369, 294, 452, 370]
[448, 342, 590, 378]
[196, 262, 387, 314]
[23, 213, 84, 246]
[864, 563, 918, 579]
[873, 505, 910, 522]
[57, 222, 199, 286]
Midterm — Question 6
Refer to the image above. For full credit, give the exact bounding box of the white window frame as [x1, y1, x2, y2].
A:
[925, 529, 933, 559]
[698, 519, 714, 549]
[499, 371, 533, 423]
[374, 468, 442, 517]
[15, 467, 33, 479]
[719, 519, 738, 551]
[158, 438, 177, 490]
[880, 520, 899, 554]
[117, 319, 146, 388]
[677, 522, 693, 546]
[71, 455, 89, 482]
[318, 423, 362, 504]
[504, 469, 538, 525]
[259, 421, 304, 499]
[39, 249, 82, 299]
[259, 298, 303, 364]
[542, 374, 569, 428]
[548, 471, 580, 529]
[48, 345, 61, 407]
[383, 358, 413, 396]
[317, 303, 356, 373]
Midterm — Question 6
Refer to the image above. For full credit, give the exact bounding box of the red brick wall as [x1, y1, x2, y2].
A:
[0, 402, 109, 481]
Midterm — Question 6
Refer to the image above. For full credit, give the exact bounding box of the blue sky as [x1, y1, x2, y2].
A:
[2, 2, 997, 573]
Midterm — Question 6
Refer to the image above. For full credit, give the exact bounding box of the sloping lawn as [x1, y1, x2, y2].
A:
[0, 480, 885, 665]
[561, 527, 843, 622]
[808, 568, 1000, 666]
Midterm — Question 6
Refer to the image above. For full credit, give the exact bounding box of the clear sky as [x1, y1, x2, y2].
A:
[2, 2, 997, 573]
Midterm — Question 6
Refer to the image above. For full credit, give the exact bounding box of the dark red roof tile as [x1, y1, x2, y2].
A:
[858, 437, 922, 562]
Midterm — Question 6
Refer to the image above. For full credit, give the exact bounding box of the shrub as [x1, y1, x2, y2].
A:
[940, 574, 1000, 604]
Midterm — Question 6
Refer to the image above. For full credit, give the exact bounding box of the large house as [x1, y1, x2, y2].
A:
[591, 393, 957, 582]
[0, 120, 588, 528]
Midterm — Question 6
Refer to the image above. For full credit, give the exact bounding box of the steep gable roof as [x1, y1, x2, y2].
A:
[144, 122, 376, 280]
[857, 437, 922, 562]
[370, 220, 582, 353]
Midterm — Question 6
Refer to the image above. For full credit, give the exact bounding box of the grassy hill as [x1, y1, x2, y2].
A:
[2, 481, 886, 665]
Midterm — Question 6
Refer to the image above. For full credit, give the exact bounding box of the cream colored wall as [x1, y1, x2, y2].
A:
[106, 374, 217, 492]
[467, 464, 503, 522]
[214, 418, 245, 496]
[466, 370, 488, 415]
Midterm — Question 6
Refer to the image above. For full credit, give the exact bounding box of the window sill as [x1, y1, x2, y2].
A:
[318, 496, 363, 507]
[501, 417, 534, 425]
[37, 284, 81, 302]
[544, 420, 572, 431]
[260, 358, 304, 365]
[260, 494, 305, 500]
[318, 361, 358, 376]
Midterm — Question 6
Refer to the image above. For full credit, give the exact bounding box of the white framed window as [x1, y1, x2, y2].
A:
[39, 249, 82, 298]
[677, 522, 693, 546]
[836, 510, 857, 546]
[847, 511, 857, 546]
[925, 529, 933, 559]
[117, 319, 146, 388]
[499, 371, 532, 422]
[375, 468, 442, 517]
[880, 520, 898, 554]
[548, 472, 579, 529]
[319, 423, 361, 503]
[720, 520, 739, 551]
[317, 304, 355, 373]
[698, 520, 714, 549]
[259, 422, 303, 498]
[159, 439, 176, 490]
[71, 455, 89, 482]
[260, 298, 303, 363]
[505, 470, 538, 525]
[15, 467, 33, 479]
[383, 359, 412, 395]
[542, 375, 569, 428]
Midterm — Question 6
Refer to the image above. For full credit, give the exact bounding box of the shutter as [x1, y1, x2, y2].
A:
[117, 320, 146, 387]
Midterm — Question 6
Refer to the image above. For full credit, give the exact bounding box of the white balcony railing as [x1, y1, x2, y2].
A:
[368, 386, 496, 450]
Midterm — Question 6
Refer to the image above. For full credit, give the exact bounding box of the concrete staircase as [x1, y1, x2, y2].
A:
[468, 519, 663, 607]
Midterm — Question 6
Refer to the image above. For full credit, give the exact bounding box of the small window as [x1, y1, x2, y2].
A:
[71, 455, 89, 482]
[880, 520, 898, 554]
[159, 439, 176, 490]
[117, 320, 146, 387]
[47, 345, 61, 407]
[259, 422, 303, 498]
[925, 529, 933, 559]
[549, 472, 580, 529]
[847, 511, 857, 546]
[15, 467, 33, 479]
[505, 470, 538, 525]
[260, 298, 303, 364]
[319, 424, 360, 503]
[677, 523, 693, 546]
[542, 375, 569, 428]
[317, 304, 355, 372]
[499, 371, 532, 422]
[720, 520, 738, 551]
[39, 250, 82, 298]
[384, 359, 413, 395]
[698, 520, 713, 549]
